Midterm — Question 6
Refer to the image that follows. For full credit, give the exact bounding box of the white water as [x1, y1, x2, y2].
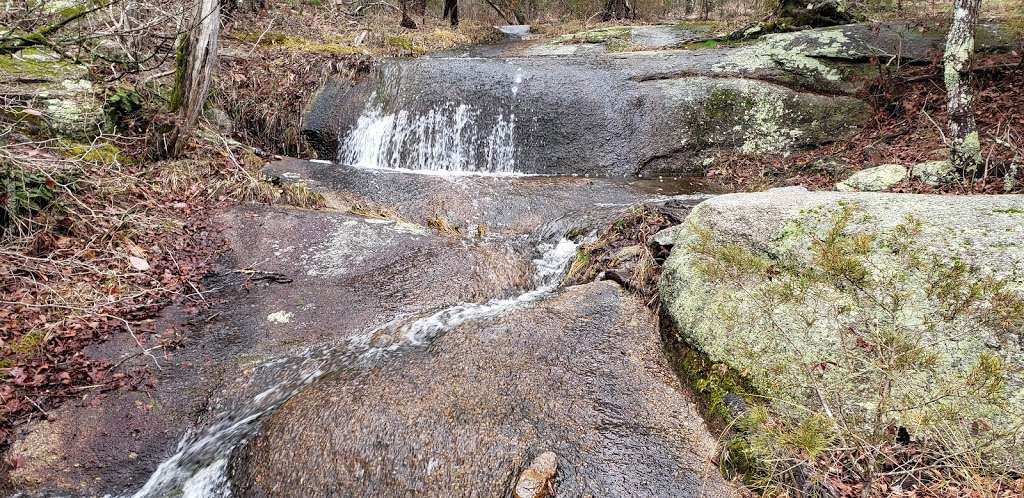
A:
[130, 239, 577, 497]
[339, 97, 518, 174]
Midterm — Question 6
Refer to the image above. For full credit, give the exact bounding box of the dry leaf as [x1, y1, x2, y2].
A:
[128, 256, 151, 272]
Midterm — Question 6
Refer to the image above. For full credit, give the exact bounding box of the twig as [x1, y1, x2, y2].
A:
[247, 15, 277, 57]
[24, 396, 49, 418]
[921, 109, 948, 146]
[0, 300, 163, 371]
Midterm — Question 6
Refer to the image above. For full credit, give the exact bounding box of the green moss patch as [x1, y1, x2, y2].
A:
[554, 26, 631, 45]
[661, 198, 1024, 491]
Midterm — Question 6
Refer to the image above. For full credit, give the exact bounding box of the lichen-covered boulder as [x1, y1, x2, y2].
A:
[836, 163, 906, 191]
[659, 188, 1024, 472]
[1, 49, 108, 139]
[911, 159, 956, 185]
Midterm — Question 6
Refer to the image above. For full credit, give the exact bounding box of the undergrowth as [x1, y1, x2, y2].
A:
[0, 129, 323, 445]
[563, 205, 674, 302]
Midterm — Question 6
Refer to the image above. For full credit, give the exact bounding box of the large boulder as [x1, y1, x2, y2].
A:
[231, 281, 732, 497]
[659, 188, 1024, 472]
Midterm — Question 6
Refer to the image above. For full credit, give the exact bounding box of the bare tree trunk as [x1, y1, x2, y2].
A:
[411, 0, 427, 17]
[163, 0, 220, 158]
[699, 0, 710, 20]
[399, 0, 417, 28]
[601, 0, 633, 21]
[443, 0, 459, 27]
[945, 0, 982, 176]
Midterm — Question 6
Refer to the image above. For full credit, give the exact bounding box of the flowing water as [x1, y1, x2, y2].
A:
[339, 96, 519, 174]
[131, 239, 579, 497]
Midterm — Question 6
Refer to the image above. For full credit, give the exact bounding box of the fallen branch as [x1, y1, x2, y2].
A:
[901, 63, 1022, 83]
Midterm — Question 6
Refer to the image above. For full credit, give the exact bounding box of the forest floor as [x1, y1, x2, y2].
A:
[712, 52, 1024, 193]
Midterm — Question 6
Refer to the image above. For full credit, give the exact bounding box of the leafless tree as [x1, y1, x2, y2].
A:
[159, 0, 220, 157]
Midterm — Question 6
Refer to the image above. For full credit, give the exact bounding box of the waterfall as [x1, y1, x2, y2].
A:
[339, 98, 518, 174]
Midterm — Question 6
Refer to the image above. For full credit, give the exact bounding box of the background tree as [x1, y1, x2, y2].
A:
[160, 0, 221, 157]
[443, 0, 460, 27]
[601, 0, 635, 21]
[944, 0, 983, 175]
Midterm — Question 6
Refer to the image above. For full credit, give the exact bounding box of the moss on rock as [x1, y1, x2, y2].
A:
[2, 49, 107, 140]
[554, 26, 632, 45]
[660, 189, 1024, 483]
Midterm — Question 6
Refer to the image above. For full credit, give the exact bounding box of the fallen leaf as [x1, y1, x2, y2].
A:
[128, 256, 151, 272]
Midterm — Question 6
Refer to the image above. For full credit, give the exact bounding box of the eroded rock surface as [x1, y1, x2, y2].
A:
[232, 281, 731, 497]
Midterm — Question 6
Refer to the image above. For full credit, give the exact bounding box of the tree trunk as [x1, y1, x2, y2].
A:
[411, 0, 427, 17]
[223, 0, 267, 17]
[443, 0, 459, 27]
[699, 0, 711, 20]
[601, 0, 633, 21]
[944, 0, 983, 176]
[399, 0, 418, 28]
[161, 0, 220, 158]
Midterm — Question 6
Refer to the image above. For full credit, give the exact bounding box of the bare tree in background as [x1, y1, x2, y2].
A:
[443, 0, 459, 27]
[944, 0, 983, 176]
[162, 0, 221, 157]
[601, 0, 634, 21]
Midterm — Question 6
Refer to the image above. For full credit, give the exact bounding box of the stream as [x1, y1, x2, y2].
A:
[132, 237, 581, 497]
[117, 63, 722, 493]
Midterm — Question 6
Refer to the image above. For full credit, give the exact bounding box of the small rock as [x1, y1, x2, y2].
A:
[836, 164, 907, 192]
[353, 30, 368, 47]
[514, 451, 557, 498]
[802, 156, 851, 177]
[910, 160, 955, 185]
[650, 224, 683, 248]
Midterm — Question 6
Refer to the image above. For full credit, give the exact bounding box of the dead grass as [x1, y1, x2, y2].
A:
[347, 200, 401, 220]
[563, 205, 673, 302]
[426, 212, 462, 237]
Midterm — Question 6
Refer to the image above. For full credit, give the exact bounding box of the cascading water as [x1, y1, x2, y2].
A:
[338, 96, 518, 174]
[130, 238, 578, 497]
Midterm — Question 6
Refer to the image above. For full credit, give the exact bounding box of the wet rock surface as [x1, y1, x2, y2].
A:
[305, 45, 870, 177]
[265, 159, 709, 236]
[5, 205, 537, 496]
[231, 281, 730, 497]
[4, 165, 719, 496]
[305, 21, 1020, 178]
